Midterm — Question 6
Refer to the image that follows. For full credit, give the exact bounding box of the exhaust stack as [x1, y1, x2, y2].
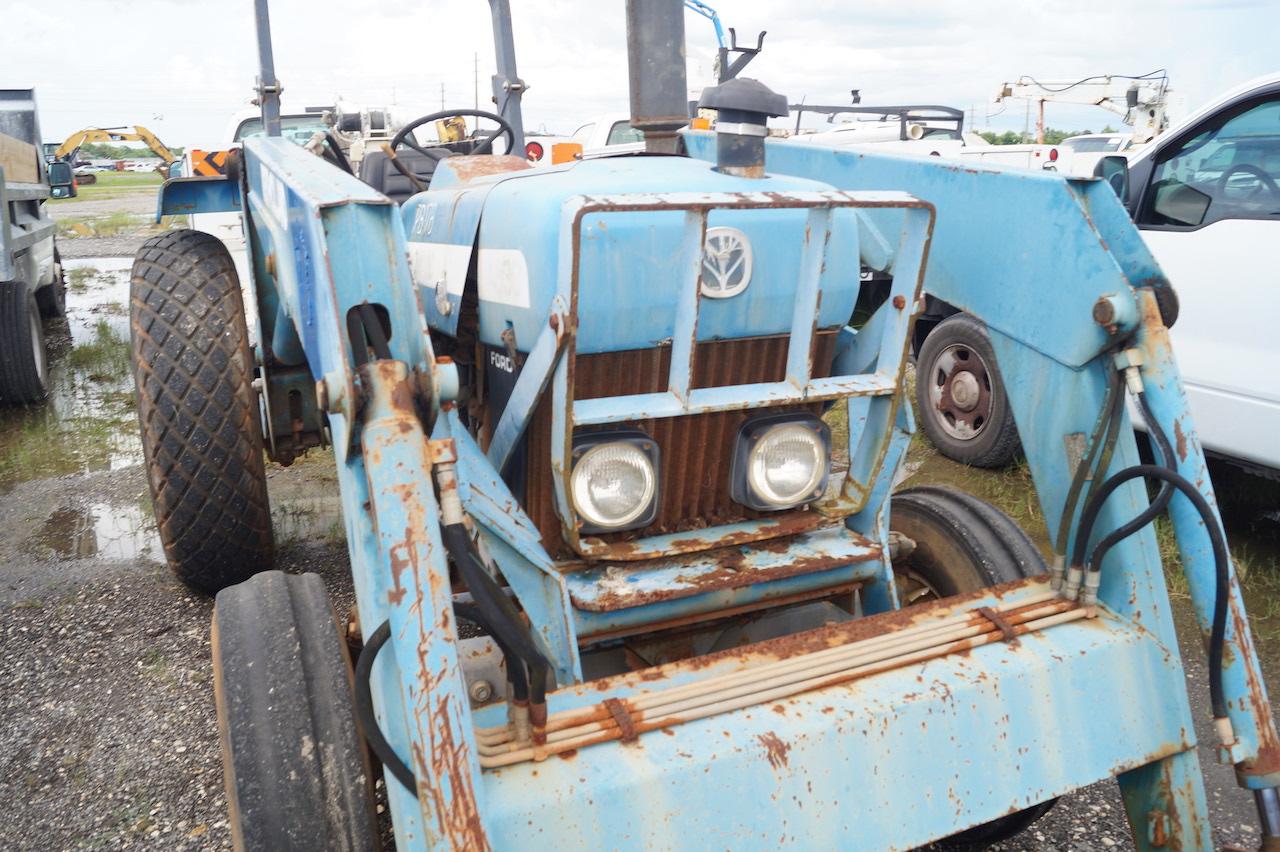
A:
[625, 0, 689, 155]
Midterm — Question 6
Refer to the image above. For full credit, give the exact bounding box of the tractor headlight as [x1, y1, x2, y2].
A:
[570, 431, 660, 533]
[732, 414, 830, 511]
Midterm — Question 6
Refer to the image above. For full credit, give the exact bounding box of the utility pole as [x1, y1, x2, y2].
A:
[1036, 98, 1045, 144]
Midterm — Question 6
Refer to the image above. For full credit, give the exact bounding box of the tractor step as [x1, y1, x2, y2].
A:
[476, 586, 1085, 768]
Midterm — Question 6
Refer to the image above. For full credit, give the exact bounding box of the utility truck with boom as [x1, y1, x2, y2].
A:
[135, 2, 1280, 849]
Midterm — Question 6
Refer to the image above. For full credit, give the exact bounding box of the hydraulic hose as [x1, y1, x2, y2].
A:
[1054, 367, 1124, 559]
[1082, 393, 1175, 575]
[454, 601, 530, 703]
[440, 522, 550, 722]
[355, 620, 419, 796]
[1072, 463, 1231, 720]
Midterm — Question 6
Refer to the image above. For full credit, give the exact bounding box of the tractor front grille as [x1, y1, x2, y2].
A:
[524, 332, 836, 558]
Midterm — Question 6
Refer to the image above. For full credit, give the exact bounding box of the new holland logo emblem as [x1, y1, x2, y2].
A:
[700, 226, 753, 298]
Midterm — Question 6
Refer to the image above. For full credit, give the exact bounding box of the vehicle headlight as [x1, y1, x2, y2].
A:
[570, 431, 660, 533]
[731, 414, 830, 511]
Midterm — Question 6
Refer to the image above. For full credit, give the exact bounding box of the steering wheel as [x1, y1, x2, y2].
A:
[1216, 163, 1280, 201]
[389, 109, 516, 161]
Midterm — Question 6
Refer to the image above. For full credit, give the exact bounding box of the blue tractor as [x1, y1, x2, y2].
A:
[131, 1, 1280, 849]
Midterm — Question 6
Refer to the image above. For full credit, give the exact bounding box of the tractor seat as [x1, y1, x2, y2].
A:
[358, 147, 445, 205]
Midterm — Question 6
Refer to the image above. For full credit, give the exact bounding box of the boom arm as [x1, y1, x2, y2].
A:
[995, 74, 1171, 144]
[55, 125, 177, 164]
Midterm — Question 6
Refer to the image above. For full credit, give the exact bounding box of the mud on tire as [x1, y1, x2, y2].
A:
[130, 229, 273, 593]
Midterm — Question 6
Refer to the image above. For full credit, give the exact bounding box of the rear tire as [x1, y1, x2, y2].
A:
[36, 249, 67, 318]
[130, 229, 273, 593]
[889, 486, 1056, 848]
[0, 279, 51, 404]
[214, 571, 379, 852]
[915, 313, 1020, 468]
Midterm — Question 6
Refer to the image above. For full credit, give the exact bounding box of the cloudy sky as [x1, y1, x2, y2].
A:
[11, 0, 1278, 148]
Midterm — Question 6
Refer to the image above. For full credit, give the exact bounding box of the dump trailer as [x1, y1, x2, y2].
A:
[0, 89, 72, 405]
[134, 1, 1280, 849]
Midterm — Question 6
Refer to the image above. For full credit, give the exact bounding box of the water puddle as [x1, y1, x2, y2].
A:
[26, 502, 161, 562]
[0, 258, 141, 490]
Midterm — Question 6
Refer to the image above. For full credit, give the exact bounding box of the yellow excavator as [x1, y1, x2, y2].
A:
[53, 125, 177, 182]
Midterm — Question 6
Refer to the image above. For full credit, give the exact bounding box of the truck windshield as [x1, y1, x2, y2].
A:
[234, 116, 330, 145]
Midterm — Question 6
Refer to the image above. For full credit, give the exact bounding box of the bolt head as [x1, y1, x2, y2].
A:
[469, 679, 494, 704]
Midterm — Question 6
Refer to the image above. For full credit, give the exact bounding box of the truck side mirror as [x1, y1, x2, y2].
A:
[47, 160, 74, 188]
[46, 160, 77, 198]
[1094, 155, 1128, 201]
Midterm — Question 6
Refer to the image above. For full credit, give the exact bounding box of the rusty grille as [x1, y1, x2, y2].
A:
[523, 333, 836, 557]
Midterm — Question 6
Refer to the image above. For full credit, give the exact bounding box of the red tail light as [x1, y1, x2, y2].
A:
[1049, 147, 1058, 162]
[525, 141, 544, 161]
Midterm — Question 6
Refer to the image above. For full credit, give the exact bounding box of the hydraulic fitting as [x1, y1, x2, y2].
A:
[1081, 571, 1101, 617]
[1062, 565, 1084, 601]
[1049, 554, 1066, 591]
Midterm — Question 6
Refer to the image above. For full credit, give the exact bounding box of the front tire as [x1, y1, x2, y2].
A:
[915, 313, 1020, 468]
[0, 279, 51, 404]
[890, 486, 1056, 847]
[130, 229, 273, 593]
[214, 572, 379, 851]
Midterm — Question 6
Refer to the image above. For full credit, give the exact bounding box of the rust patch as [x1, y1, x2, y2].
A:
[757, 732, 791, 770]
[1229, 604, 1280, 778]
[444, 154, 531, 182]
[892, 294, 907, 310]
[571, 538, 879, 612]
[1173, 420, 1188, 463]
[603, 698, 639, 743]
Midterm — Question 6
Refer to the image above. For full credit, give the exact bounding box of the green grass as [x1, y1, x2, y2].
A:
[66, 321, 130, 372]
[50, 171, 162, 203]
[66, 266, 99, 293]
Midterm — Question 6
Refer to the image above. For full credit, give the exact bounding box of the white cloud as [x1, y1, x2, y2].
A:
[11, 0, 1278, 146]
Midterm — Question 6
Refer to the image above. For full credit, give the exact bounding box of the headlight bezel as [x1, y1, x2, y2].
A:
[730, 412, 831, 511]
[569, 429, 661, 534]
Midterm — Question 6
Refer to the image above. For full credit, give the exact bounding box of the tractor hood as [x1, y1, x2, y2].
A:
[402, 155, 860, 354]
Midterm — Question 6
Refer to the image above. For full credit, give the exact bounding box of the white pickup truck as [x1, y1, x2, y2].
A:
[913, 73, 1280, 476]
[524, 112, 645, 164]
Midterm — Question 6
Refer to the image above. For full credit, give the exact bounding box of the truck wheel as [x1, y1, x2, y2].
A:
[0, 279, 51, 404]
[36, 249, 67, 318]
[130, 229, 273, 593]
[889, 486, 1056, 848]
[915, 313, 1020, 468]
[214, 571, 379, 852]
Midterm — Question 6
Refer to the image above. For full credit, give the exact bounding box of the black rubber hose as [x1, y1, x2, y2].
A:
[1055, 367, 1124, 557]
[1073, 464, 1231, 719]
[1084, 393, 1176, 574]
[440, 523, 548, 708]
[354, 620, 419, 797]
[322, 131, 354, 175]
[1068, 378, 1130, 569]
[454, 601, 530, 703]
[359, 304, 392, 360]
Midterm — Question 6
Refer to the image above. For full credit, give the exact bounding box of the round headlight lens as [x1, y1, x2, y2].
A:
[747, 423, 826, 507]
[571, 441, 657, 529]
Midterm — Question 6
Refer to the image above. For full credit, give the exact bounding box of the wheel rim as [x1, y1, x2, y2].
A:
[928, 342, 994, 441]
[29, 310, 47, 384]
[894, 565, 944, 606]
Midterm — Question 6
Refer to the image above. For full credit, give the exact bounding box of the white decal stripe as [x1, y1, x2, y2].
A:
[406, 242, 470, 297]
[478, 248, 531, 308]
